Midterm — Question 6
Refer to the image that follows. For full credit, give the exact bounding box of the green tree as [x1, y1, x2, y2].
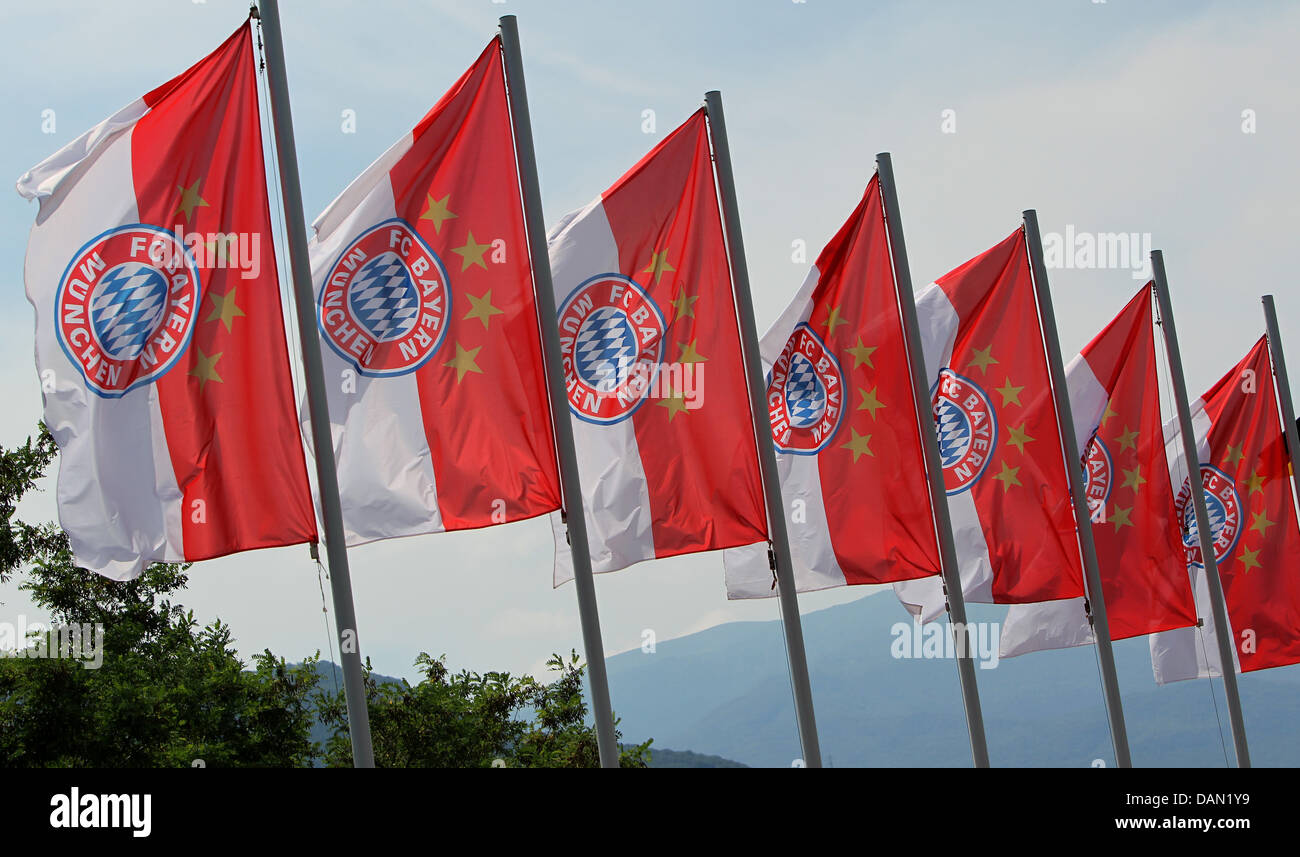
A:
[0, 425, 322, 767]
[317, 651, 651, 768]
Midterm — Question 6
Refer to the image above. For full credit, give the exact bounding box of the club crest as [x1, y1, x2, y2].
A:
[56, 224, 201, 398]
[931, 368, 998, 495]
[558, 274, 667, 425]
[1081, 436, 1114, 523]
[767, 323, 844, 454]
[1176, 464, 1243, 567]
[318, 219, 451, 377]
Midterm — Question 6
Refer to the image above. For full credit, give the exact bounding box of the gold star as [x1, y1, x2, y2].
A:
[205, 289, 246, 334]
[857, 387, 886, 420]
[1006, 423, 1035, 455]
[676, 340, 708, 364]
[189, 348, 223, 391]
[1238, 545, 1262, 574]
[1244, 469, 1267, 495]
[1121, 465, 1147, 493]
[1250, 509, 1276, 537]
[1110, 504, 1134, 531]
[1223, 443, 1245, 468]
[995, 378, 1025, 407]
[463, 291, 504, 330]
[821, 305, 848, 337]
[642, 250, 676, 283]
[670, 290, 699, 320]
[175, 178, 209, 221]
[419, 193, 457, 233]
[657, 388, 691, 421]
[1116, 425, 1139, 453]
[845, 338, 877, 370]
[451, 232, 490, 272]
[443, 343, 483, 382]
[1100, 401, 1118, 429]
[993, 461, 1021, 491]
[840, 428, 874, 462]
[967, 344, 998, 375]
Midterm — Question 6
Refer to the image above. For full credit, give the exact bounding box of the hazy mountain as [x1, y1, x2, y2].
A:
[602, 592, 1300, 768]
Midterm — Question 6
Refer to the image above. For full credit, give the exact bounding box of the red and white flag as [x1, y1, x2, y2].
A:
[547, 111, 767, 581]
[894, 229, 1087, 621]
[306, 38, 561, 545]
[15, 23, 317, 579]
[1150, 337, 1300, 682]
[999, 286, 1197, 657]
[724, 177, 941, 597]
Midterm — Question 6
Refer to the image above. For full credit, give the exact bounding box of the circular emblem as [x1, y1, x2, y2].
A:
[1176, 464, 1242, 567]
[318, 219, 451, 377]
[1081, 436, 1114, 523]
[558, 274, 666, 425]
[56, 224, 201, 398]
[768, 323, 845, 454]
[931, 368, 998, 495]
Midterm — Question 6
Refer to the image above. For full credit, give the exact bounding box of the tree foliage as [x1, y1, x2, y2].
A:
[317, 651, 651, 768]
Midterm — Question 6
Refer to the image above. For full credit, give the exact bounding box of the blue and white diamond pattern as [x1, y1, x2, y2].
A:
[574, 306, 636, 391]
[89, 262, 169, 360]
[936, 397, 972, 469]
[1184, 490, 1228, 549]
[349, 252, 419, 342]
[784, 353, 827, 428]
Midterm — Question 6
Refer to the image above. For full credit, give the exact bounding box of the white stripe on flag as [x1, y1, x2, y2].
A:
[306, 166, 445, 546]
[893, 281, 996, 622]
[548, 197, 655, 583]
[18, 101, 185, 579]
[1148, 396, 1235, 683]
[724, 265, 848, 599]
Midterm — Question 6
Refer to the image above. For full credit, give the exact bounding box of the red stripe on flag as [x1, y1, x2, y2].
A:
[938, 230, 1086, 603]
[389, 39, 562, 530]
[1081, 287, 1196, 640]
[600, 112, 767, 559]
[806, 179, 940, 584]
[134, 25, 317, 560]
[1200, 339, 1300, 672]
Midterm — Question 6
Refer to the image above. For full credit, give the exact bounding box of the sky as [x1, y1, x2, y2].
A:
[1, 0, 1298, 695]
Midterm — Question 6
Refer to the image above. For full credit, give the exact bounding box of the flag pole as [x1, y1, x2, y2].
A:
[499, 15, 620, 768]
[1262, 296, 1300, 530]
[704, 90, 822, 768]
[1022, 210, 1132, 768]
[1151, 252, 1250, 767]
[876, 154, 990, 768]
[255, 0, 374, 768]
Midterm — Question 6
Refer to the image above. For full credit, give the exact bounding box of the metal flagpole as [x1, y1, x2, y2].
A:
[1022, 210, 1132, 768]
[499, 15, 619, 768]
[876, 154, 990, 768]
[1151, 251, 1250, 767]
[704, 90, 822, 768]
[255, 0, 374, 768]
[1262, 296, 1300, 529]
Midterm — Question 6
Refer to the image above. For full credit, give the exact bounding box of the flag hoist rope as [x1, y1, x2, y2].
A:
[1022, 210, 1132, 768]
[1151, 252, 1250, 768]
[255, 0, 374, 768]
[876, 153, 990, 768]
